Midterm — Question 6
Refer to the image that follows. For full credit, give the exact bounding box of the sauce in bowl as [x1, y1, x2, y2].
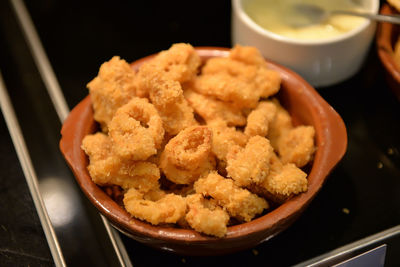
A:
[243, 0, 367, 40]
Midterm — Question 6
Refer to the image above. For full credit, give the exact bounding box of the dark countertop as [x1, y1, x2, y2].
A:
[0, 0, 399, 266]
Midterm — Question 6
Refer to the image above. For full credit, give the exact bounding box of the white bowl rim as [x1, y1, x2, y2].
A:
[232, 0, 380, 46]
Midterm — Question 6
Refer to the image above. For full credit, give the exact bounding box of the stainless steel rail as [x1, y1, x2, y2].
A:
[7, 0, 133, 266]
[0, 72, 66, 267]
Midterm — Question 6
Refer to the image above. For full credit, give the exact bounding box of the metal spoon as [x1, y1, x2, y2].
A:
[287, 3, 400, 27]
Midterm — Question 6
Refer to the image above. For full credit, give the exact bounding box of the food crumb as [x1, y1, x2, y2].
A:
[181, 258, 186, 264]
[252, 249, 259, 256]
[377, 162, 383, 169]
[342, 208, 350, 214]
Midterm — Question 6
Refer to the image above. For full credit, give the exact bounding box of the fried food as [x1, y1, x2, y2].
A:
[263, 163, 308, 200]
[81, 133, 160, 192]
[135, 43, 201, 97]
[191, 72, 260, 109]
[202, 52, 281, 99]
[108, 97, 164, 161]
[229, 44, 267, 66]
[83, 43, 315, 237]
[143, 70, 197, 135]
[185, 193, 230, 237]
[207, 120, 248, 163]
[226, 136, 273, 187]
[267, 99, 294, 150]
[160, 126, 215, 184]
[191, 45, 281, 109]
[123, 188, 186, 225]
[87, 56, 137, 131]
[249, 153, 308, 203]
[184, 89, 246, 126]
[278, 126, 316, 168]
[245, 101, 277, 137]
[194, 172, 268, 222]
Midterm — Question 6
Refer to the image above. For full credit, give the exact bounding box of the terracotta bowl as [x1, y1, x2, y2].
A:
[376, 3, 400, 101]
[59, 47, 347, 256]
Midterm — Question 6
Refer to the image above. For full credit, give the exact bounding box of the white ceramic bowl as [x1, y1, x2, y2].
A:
[231, 0, 379, 87]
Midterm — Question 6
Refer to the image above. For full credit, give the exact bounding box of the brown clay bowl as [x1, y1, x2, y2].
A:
[59, 47, 347, 256]
[376, 3, 400, 102]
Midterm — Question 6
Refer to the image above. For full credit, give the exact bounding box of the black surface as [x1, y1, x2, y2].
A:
[0, 1, 123, 266]
[0, 0, 399, 266]
[0, 114, 54, 266]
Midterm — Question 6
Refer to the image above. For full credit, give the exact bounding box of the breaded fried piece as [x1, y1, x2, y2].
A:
[192, 73, 260, 109]
[202, 56, 281, 99]
[245, 101, 277, 137]
[202, 57, 259, 76]
[207, 120, 248, 162]
[185, 194, 230, 237]
[159, 157, 215, 185]
[124, 188, 186, 225]
[148, 43, 201, 83]
[135, 43, 201, 97]
[184, 89, 246, 126]
[87, 56, 137, 130]
[247, 153, 307, 203]
[278, 125, 316, 168]
[142, 188, 167, 201]
[267, 99, 294, 150]
[261, 163, 308, 203]
[229, 44, 267, 66]
[142, 71, 197, 135]
[194, 172, 268, 222]
[254, 67, 281, 98]
[226, 136, 273, 187]
[81, 133, 160, 192]
[160, 126, 216, 184]
[108, 97, 163, 161]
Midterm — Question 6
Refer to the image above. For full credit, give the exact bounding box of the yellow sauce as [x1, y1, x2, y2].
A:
[243, 0, 367, 40]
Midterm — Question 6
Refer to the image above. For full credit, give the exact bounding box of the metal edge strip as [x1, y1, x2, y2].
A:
[294, 224, 400, 266]
[0, 71, 67, 267]
[9, 0, 133, 266]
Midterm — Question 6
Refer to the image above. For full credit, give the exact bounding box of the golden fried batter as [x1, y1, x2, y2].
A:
[278, 126, 316, 168]
[207, 120, 248, 162]
[143, 71, 197, 135]
[267, 99, 294, 150]
[108, 97, 163, 161]
[226, 136, 273, 187]
[194, 172, 268, 222]
[185, 194, 229, 237]
[264, 163, 308, 197]
[160, 126, 216, 184]
[184, 89, 246, 126]
[192, 73, 260, 109]
[81, 133, 160, 192]
[87, 56, 137, 131]
[245, 101, 277, 137]
[202, 56, 281, 99]
[135, 43, 201, 97]
[124, 188, 186, 225]
[229, 44, 267, 66]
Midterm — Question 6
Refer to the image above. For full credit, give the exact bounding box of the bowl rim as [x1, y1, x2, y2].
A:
[232, 0, 379, 45]
[60, 47, 347, 245]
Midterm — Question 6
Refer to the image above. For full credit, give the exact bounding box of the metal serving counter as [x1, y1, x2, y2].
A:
[0, 0, 399, 266]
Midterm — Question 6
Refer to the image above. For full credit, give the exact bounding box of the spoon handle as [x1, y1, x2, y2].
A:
[333, 10, 400, 24]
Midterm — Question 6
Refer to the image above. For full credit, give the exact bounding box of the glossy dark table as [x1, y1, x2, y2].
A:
[0, 0, 399, 266]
